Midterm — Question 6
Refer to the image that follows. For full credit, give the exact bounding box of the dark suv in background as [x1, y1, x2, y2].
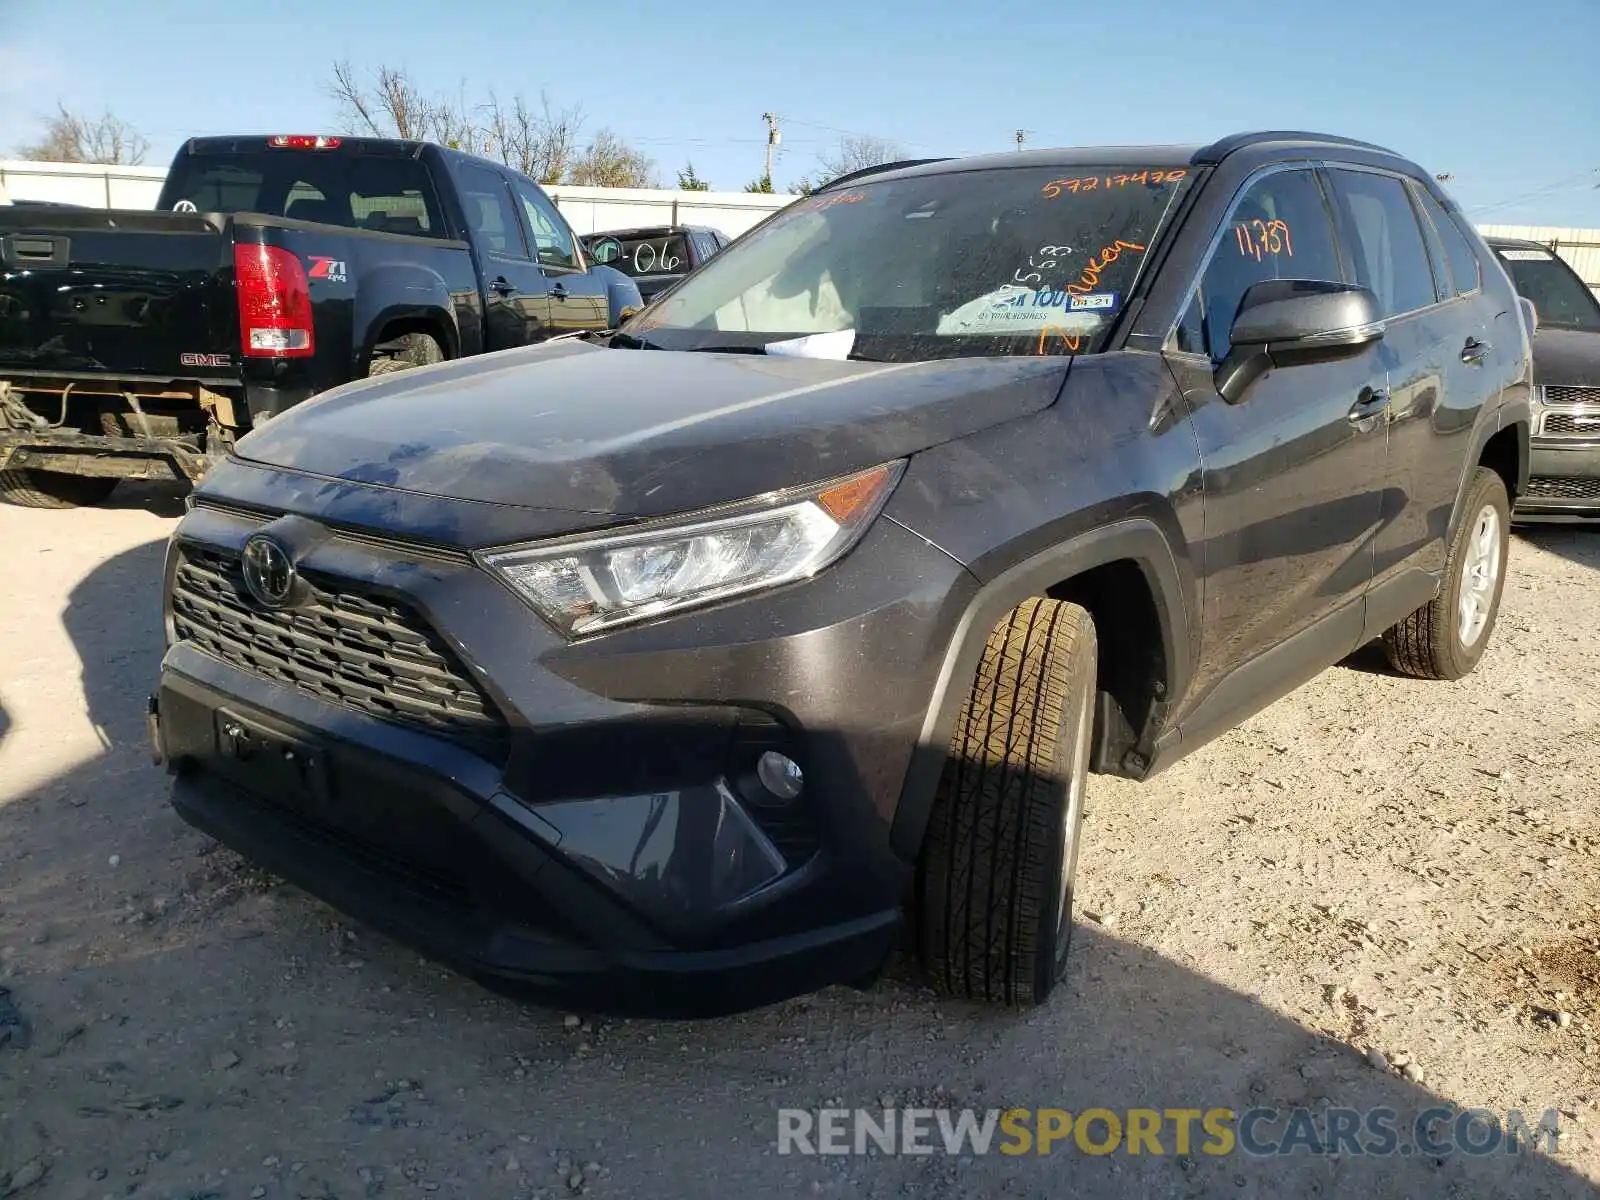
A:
[152, 132, 1530, 1017]
[1486, 237, 1600, 518]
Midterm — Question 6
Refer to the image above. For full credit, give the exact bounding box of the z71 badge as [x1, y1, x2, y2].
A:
[307, 257, 348, 283]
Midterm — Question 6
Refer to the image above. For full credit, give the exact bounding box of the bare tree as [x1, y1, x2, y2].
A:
[816, 134, 907, 182]
[328, 60, 433, 140]
[569, 130, 655, 189]
[485, 91, 583, 184]
[17, 104, 149, 164]
[327, 62, 587, 181]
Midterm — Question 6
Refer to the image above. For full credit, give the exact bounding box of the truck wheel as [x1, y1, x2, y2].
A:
[0, 468, 118, 509]
[1383, 467, 1510, 681]
[915, 597, 1097, 1007]
[366, 332, 444, 377]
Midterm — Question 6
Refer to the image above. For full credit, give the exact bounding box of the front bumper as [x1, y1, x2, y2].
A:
[1516, 438, 1600, 518]
[154, 491, 975, 1015]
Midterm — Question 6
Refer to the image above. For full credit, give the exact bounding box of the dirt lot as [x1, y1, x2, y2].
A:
[2, 484, 1598, 1199]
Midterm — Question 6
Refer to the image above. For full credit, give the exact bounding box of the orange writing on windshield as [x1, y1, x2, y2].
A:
[1066, 240, 1146, 296]
[1041, 169, 1186, 199]
[1036, 327, 1082, 355]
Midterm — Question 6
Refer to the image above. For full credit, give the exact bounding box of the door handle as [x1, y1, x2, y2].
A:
[550, 282, 569, 300]
[1348, 387, 1391, 427]
[490, 276, 516, 296]
[1461, 337, 1491, 365]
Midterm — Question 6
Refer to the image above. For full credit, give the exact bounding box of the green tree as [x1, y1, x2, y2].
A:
[744, 174, 774, 194]
[677, 162, 711, 191]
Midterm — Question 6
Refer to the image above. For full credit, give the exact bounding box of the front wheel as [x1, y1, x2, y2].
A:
[1383, 467, 1511, 680]
[915, 597, 1098, 1007]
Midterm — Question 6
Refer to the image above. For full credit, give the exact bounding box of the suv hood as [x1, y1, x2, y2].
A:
[1531, 328, 1600, 388]
[235, 340, 1069, 517]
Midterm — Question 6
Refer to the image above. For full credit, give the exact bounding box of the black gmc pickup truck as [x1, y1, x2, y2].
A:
[0, 135, 642, 508]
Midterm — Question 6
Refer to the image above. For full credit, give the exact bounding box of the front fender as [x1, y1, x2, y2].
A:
[887, 518, 1191, 862]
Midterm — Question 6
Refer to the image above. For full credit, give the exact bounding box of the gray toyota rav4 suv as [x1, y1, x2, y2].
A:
[151, 131, 1532, 1016]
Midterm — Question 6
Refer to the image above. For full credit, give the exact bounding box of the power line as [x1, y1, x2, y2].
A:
[1468, 167, 1600, 215]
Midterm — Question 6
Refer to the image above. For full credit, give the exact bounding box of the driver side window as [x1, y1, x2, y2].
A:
[1196, 169, 1343, 359]
[513, 178, 581, 272]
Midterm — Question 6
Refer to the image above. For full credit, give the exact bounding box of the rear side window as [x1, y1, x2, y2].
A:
[1195, 168, 1344, 359]
[457, 165, 526, 258]
[1414, 187, 1480, 296]
[161, 151, 444, 237]
[1328, 170, 1438, 317]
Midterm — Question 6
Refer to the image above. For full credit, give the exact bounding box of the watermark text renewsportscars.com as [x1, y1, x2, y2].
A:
[776, 1106, 1564, 1158]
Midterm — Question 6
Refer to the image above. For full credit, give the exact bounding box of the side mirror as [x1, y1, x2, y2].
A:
[1216, 280, 1384, 403]
[587, 236, 623, 265]
[1518, 296, 1539, 336]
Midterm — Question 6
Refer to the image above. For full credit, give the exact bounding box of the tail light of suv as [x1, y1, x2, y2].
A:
[235, 243, 314, 358]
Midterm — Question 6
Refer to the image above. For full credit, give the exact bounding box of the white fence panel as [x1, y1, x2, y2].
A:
[543, 186, 791, 238]
[0, 160, 166, 209]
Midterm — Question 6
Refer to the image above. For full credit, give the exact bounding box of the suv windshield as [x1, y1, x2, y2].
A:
[625, 164, 1191, 360]
[1496, 247, 1600, 333]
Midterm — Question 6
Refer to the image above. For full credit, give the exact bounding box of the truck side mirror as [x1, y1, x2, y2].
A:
[587, 236, 623, 265]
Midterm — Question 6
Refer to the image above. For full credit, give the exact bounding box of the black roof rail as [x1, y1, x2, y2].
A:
[1194, 130, 1401, 165]
[817, 158, 952, 191]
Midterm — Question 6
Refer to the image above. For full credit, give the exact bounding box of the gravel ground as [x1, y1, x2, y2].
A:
[2, 483, 1598, 1199]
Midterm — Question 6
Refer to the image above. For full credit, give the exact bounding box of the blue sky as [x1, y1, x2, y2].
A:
[2, 0, 1597, 226]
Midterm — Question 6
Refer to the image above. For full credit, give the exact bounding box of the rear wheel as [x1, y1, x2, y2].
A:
[366, 332, 444, 377]
[915, 597, 1098, 1007]
[1383, 467, 1510, 680]
[0, 468, 118, 509]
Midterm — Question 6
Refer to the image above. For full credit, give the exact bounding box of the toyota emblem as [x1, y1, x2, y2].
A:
[241, 535, 296, 608]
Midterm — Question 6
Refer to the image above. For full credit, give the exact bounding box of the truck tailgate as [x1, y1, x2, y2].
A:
[0, 209, 235, 384]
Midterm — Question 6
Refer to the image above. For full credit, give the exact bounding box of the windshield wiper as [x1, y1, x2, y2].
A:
[609, 331, 661, 350]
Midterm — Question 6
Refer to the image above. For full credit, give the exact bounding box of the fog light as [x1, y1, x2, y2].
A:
[756, 751, 804, 801]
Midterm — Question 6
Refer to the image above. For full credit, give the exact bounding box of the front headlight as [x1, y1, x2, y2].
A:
[477, 461, 905, 637]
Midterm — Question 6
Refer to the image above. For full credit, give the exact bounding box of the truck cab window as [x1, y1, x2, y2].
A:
[513, 179, 580, 272]
[458, 166, 527, 258]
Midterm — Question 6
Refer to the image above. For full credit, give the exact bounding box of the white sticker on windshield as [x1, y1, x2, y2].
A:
[764, 329, 857, 360]
[936, 286, 1104, 335]
[1498, 248, 1553, 261]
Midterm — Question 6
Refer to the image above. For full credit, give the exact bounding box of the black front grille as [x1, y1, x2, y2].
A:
[172, 546, 508, 760]
[1524, 476, 1600, 501]
[1543, 412, 1600, 437]
[1546, 385, 1600, 407]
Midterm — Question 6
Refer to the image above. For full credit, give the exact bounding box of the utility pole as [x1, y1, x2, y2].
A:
[1014, 129, 1027, 152]
[763, 113, 781, 184]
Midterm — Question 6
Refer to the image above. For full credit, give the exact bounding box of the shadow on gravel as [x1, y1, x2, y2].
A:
[62, 537, 168, 753]
[1515, 525, 1600, 573]
[0, 539, 1591, 1198]
[101, 480, 189, 520]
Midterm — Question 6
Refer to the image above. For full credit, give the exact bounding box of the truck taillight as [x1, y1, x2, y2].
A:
[268, 135, 341, 149]
[234, 244, 314, 358]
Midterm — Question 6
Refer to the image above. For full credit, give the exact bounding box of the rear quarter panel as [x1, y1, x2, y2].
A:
[247, 219, 482, 389]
